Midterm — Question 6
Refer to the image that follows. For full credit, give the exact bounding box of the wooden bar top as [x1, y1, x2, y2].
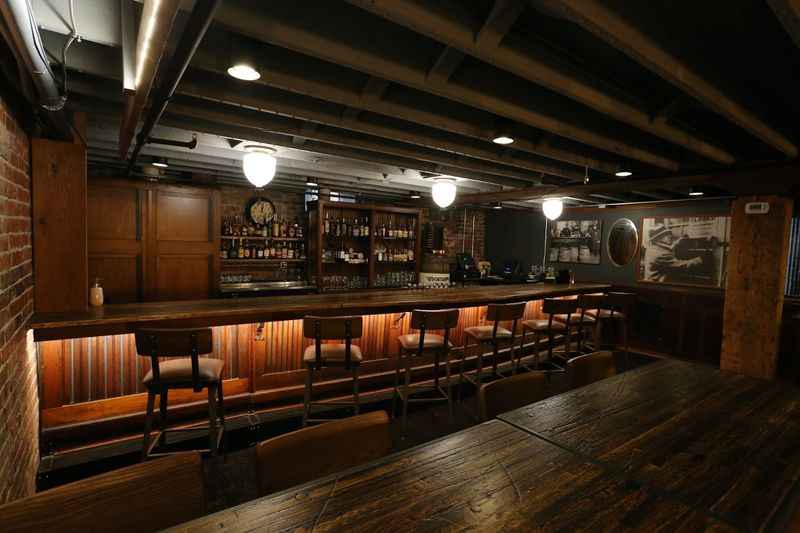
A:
[30, 283, 609, 341]
[170, 359, 798, 532]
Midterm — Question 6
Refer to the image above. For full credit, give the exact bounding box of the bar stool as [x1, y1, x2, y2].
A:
[135, 328, 225, 459]
[519, 298, 579, 372]
[563, 293, 605, 352]
[459, 302, 525, 400]
[393, 308, 460, 431]
[302, 315, 362, 427]
[590, 292, 635, 368]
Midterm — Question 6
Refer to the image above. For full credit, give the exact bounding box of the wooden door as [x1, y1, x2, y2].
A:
[87, 180, 144, 303]
[147, 185, 220, 300]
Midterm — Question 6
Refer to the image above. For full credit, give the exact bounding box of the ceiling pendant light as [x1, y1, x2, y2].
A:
[242, 145, 276, 188]
[615, 169, 632, 177]
[227, 36, 261, 81]
[492, 135, 514, 145]
[542, 198, 564, 220]
[431, 177, 456, 208]
[228, 64, 261, 81]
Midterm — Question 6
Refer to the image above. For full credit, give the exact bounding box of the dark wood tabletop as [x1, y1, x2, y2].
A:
[169, 419, 733, 533]
[166, 358, 800, 532]
[30, 282, 609, 341]
[499, 359, 800, 531]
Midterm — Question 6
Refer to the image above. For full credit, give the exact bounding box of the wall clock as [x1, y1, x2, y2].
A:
[246, 196, 276, 225]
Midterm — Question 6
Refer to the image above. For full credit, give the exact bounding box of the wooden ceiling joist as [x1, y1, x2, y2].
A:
[177, 71, 586, 180]
[768, 0, 800, 49]
[213, 1, 681, 170]
[427, 46, 466, 82]
[349, 0, 736, 165]
[537, 0, 798, 159]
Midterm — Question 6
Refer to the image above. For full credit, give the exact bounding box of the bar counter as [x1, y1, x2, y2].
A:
[30, 282, 609, 341]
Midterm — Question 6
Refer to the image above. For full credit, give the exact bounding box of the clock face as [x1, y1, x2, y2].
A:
[247, 197, 276, 225]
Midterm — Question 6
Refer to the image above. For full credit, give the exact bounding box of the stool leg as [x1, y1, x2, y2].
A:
[445, 350, 453, 423]
[534, 332, 540, 370]
[392, 350, 403, 418]
[402, 352, 412, 433]
[516, 329, 526, 374]
[142, 390, 155, 460]
[217, 381, 225, 427]
[302, 364, 312, 427]
[352, 364, 360, 416]
[475, 342, 484, 387]
[159, 387, 169, 432]
[208, 384, 218, 455]
[458, 340, 468, 402]
[491, 339, 499, 377]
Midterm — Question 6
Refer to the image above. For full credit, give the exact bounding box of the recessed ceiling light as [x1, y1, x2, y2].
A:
[306, 177, 318, 188]
[492, 202, 502, 209]
[227, 64, 261, 81]
[492, 135, 514, 145]
[615, 170, 632, 177]
[151, 157, 168, 168]
[409, 191, 421, 199]
[689, 187, 704, 196]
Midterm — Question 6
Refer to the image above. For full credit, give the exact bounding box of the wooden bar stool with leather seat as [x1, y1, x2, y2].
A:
[135, 328, 225, 459]
[567, 350, 617, 389]
[302, 315, 363, 427]
[518, 298, 578, 373]
[565, 293, 606, 352]
[478, 371, 549, 421]
[393, 308, 459, 431]
[459, 302, 525, 401]
[589, 292, 635, 368]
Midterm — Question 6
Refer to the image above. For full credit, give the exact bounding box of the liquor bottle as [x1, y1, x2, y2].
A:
[297, 220, 304, 239]
[220, 243, 228, 259]
[257, 244, 264, 259]
[288, 242, 294, 259]
[408, 246, 414, 262]
[237, 239, 244, 259]
[324, 211, 330, 235]
[353, 217, 360, 238]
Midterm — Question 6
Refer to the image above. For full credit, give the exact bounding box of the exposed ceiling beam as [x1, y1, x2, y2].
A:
[119, 0, 181, 158]
[455, 164, 800, 204]
[213, 1, 681, 170]
[349, 0, 736, 165]
[159, 112, 526, 189]
[176, 70, 586, 180]
[167, 95, 538, 187]
[186, 39, 623, 174]
[427, 46, 465, 82]
[768, 0, 800, 49]
[475, 0, 527, 50]
[535, 0, 798, 158]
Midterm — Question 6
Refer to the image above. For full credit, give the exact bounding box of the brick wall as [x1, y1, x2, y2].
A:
[220, 185, 305, 224]
[423, 206, 486, 262]
[0, 94, 38, 503]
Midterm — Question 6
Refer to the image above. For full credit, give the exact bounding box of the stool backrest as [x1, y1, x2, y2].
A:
[478, 371, 548, 421]
[486, 302, 526, 342]
[411, 308, 459, 353]
[567, 351, 617, 389]
[303, 315, 363, 369]
[604, 292, 635, 318]
[135, 328, 212, 391]
[542, 298, 579, 316]
[256, 410, 392, 496]
[0, 453, 205, 533]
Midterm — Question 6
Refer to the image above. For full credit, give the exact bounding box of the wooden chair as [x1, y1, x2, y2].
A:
[0, 454, 205, 533]
[302, 315, 363, 426]
[459, 301, 526, 400]
[589, 292, 635, 368]
[567, 350, 617, 389]
[394, 308, 459, 431]
[256, 410, 392, 495]
[135, 328, 225, 459]
[478, 371, 549, 421]
[519, 298, 578, 372]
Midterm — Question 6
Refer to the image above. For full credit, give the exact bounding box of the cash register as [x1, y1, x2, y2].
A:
[452, 253, 481, 283]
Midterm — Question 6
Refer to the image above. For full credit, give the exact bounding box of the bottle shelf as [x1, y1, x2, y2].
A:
[222, 258, 306, 265]
[221, 236, 304, 242]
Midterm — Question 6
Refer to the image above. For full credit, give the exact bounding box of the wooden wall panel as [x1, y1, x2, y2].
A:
[155, 255, 212, 301]
[32, 139, 87, 312]
[721, 196, 794, 379]
[156, 192, 211, 242]
[87, 186, 139, 240]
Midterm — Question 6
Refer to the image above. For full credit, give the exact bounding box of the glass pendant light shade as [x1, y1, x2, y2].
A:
[432, 178, 456, 208]
[242, 146, 276, 188]
[542, 198, 564, 220]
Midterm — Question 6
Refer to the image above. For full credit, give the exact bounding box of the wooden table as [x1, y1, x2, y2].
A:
[169, 360, 798, 532]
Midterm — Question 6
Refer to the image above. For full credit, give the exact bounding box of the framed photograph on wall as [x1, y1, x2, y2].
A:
[547, 220, 602, 264]
[638, 215, 731, 287]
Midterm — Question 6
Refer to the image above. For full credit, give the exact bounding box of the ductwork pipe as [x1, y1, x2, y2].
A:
[3, 0, 64, 110]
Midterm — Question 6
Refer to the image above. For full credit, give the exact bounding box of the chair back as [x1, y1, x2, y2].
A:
[0, 454, 205, 533]
[604, 292, 636, 318]
[567, 351, 617, 389]
[478, 371, 549, 421]
[486, 302, 526, 322]
[135, 328, 212, 391]
[256, 410, 392, 495]
[410, 308, 459, 354]
[303, 315, 363, 369]
[542, 298, 579, 315]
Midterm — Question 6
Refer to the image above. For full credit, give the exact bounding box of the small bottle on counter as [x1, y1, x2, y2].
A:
[89, 278, 104, 307]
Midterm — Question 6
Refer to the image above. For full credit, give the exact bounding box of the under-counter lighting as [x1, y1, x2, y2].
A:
[227, 63, 261, 81]
[492, 135, 514, 145]
[615, 170, 633, 177]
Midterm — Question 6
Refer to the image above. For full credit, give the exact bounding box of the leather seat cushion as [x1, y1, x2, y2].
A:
[398, 333, 452, 351]
[143, 357, 224, 385]
[585, 309, 626, 320]
[522, 319, 567, 332]
[464, 325, 512, 340]
[303, 343, 363, 363]
[553, 313, 596, 325]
